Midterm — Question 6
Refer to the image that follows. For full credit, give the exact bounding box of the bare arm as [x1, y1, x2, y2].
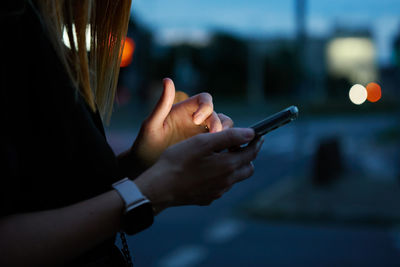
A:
[0, 128, 262, 266]
[0, 190, 124, 266]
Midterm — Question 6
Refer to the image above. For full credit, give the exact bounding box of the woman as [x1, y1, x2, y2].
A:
[0, 0, 263, 266]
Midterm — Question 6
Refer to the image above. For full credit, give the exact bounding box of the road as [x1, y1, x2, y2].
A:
[106, 114, 400, 266]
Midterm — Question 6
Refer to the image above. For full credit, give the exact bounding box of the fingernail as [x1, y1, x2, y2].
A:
[193, 113, 203, 125]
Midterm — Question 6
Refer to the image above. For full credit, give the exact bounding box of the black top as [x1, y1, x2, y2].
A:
[1, 1, 126, 266]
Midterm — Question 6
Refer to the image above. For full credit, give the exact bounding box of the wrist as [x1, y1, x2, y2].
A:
[133, 166, 173, 216]
[112, 178, 154, 235]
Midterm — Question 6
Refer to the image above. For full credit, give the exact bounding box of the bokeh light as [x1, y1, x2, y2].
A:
[349, 84, 367, 105]
[366, 82, 382, 102]
[173, 91, 189, 104]
[120, 37, 135, 67]
[327, 37, 377, 85]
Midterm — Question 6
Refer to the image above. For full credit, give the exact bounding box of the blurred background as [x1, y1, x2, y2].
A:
[106, 0, 400, 266]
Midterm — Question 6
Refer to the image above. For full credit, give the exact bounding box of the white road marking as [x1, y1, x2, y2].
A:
[204, 219, 244, 244]
[157, 245, 207, 267]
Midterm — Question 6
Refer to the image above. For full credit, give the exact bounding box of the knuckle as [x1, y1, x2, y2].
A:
[212, 111, 219, 119]
[225, 129, 236, 143]
[247, 163, 255, 176]
[218, 113, 232, 122]
[240, 165, 254, 180]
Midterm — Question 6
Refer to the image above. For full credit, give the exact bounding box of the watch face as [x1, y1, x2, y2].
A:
[123, 202, 154, 235]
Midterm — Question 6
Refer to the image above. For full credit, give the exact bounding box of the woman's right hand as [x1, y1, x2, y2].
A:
[134, 127, 264, 213]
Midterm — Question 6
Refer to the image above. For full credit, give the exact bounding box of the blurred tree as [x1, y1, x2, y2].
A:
[140, 32, 248, 101]
[149, 44, 203, 95]
[263, 45, 302, 97]
[325, 75, 352, 101]
[149, 46, 175, 82]
[199, 32, 248, 99]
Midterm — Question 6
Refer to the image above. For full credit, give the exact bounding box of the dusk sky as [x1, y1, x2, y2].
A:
[131, 0, 400, 65]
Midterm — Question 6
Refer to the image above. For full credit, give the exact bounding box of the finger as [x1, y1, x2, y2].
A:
[228, 133, 259, 152]
[247, 135, 262, 149]
[240, 136, 264, 163]
[147, 78, 175, 128]
[192, 93, 213, 125]
[217, 113, 234, 129]
[196, 128, 255, 154]
[222, 136, 263, 169]
[205, 111, 223, 133]
[229, 162, 255, 184]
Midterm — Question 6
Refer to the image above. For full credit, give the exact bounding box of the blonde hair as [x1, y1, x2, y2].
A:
[35, 0, 132, 121]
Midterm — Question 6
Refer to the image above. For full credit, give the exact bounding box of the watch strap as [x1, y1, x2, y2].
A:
[112, 178, 149, 211]
[112, 178, 154, 235]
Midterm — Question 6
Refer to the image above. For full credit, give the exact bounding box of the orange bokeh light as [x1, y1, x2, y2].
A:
[120, 37, 135, 68]
[366, 82, 382, 102]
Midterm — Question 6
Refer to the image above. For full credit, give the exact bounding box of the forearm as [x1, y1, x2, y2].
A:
[0, 190, 124, 266]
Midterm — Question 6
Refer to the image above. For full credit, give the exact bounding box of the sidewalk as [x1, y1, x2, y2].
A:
[239, 170, 400, 227]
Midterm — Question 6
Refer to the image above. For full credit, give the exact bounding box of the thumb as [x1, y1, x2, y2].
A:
[197, 128, 255, 154]
[147, 78, 176, 128]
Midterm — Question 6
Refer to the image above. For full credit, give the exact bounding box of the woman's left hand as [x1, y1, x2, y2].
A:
[119, 78, 233, 177]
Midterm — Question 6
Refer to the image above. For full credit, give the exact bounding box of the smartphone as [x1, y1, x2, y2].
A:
[250, 106, 298, 136]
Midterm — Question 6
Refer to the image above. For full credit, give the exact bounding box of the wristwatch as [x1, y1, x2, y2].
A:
[112, 178, 154, 235]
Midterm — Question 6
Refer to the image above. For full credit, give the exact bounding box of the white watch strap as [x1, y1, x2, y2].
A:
[112, 178, 150, 213]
